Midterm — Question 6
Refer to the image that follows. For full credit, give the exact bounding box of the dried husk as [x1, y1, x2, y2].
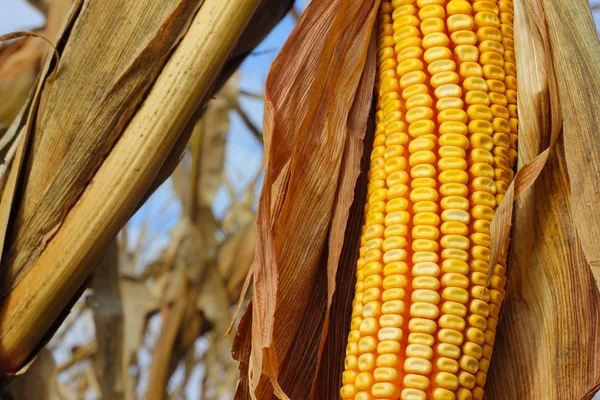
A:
[232, 0, 379, 398]
[485, 0, 600, 398]
[0, 0, 292, 375]
[233, 0, 600, 399]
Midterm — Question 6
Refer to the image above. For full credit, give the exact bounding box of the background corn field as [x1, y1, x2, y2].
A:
[1, 0, 600, 399]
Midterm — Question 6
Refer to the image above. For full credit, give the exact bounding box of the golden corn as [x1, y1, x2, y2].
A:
[341, 1, 517, 399]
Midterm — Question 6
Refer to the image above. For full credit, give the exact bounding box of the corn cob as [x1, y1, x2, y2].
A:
[340, 1, 517, 399]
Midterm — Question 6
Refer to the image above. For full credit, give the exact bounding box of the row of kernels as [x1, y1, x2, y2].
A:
[450, 3, 495, 397]
[499, 0, 517, 169]
[341, 199, 371, 399]
[393, 2, 442, 400]
[420, 3, 472, 400]
[372, 4, 414, 399]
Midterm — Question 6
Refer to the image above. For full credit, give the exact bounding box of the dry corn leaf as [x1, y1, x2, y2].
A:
[1, 0, 203, 295]
[0, 0, 290, 374]
[218, 219, 257, 301]
[544, 0, 600, 287]
[232, 0, 379, 397]
[146, 263, 193, 400]
[0, 0, 72, 132]
[120, 276, 161, 399]
[484, 0, 600, 398]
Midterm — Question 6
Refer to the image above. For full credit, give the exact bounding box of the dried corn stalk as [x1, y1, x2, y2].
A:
[0, 0, 292, 376]
[233, 0, 600, 399]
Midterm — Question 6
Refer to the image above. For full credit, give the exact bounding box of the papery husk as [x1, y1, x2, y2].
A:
[0, 0, 292, 375]
[485, 0, 600, 398]
[232, 0, 379, 398]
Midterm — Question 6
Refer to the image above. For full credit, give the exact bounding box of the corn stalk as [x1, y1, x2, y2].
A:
[0, 0, 292, 376]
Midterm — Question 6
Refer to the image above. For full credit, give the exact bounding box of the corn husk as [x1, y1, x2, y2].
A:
[0, 0, 292, 375]
[231, 0, 379, 398]
[232, 0, 600, 398]
[485, 0, 600, 398]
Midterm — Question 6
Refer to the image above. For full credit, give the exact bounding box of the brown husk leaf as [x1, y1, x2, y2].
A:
[232, 0, 380, 398]
[485, 0, 600, 398]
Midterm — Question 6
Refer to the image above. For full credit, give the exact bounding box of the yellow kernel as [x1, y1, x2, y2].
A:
[412, 261, 441, 277]
[412, 289, 441, 304]
[404, 374, 431, 391]
[383, 261, 409, 275]
[457, 388, 473, 400]
[434, 84, 462, 99]
[400, 71, 428, 88]
[402, 388, 427, 400]
[409, 332, 435, 346]
[421, 18, 446, 35]
[435, 372, 460, 390]
[376, 353, 399, 368]
[404, 357, 433, 374]
[409, 317, 438, 333]
[439, 315, 466, 331]
[431, 72, 460, 88]
[383, 275, 408, 290]
[442, 287, 469, 303]
[447, 0, 472, 14]
[438, 109, 468, 124]
[380, 314, 404, 328]
[343, 370, 358, 384]
[382, 300, 406, 315]
[358, 337, 378, 353]
[447, 14, 475, 33]
[450, 30, 477, 45]
[460, 355, 480, 374]
[355, 391, 373, 400]
[463, 77, 488, 92]
[340, 384, 357, 399]
[468, 314, 488, 332]
[440, 196, 469, 210]
[372, 382, 400, 398]
[413, 201, 439, 214]
[377, 340, 402, 354]
[358, 353, 377, 371]
[413, 212, 440, 226]
[423, 32, 450, 49]
[382, 288, 406, 302]
[436, 343, 461, 359]
[465, 327, 486, 345]
[438, 146, 466, 159]
[439, 328, 464, 346]
[429, 60, 457, 76]
[441, 209, 470, 223]
[355, 372, 375, 390]
[441, 259, 469, 275]
[433, 387, 456, 400]
[411, 302, 440, 319]
[462, 341, 483, 359]
[437, 357, 459, 373]
[424, 46, 453, 63]
[363, 301, 383, 318]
